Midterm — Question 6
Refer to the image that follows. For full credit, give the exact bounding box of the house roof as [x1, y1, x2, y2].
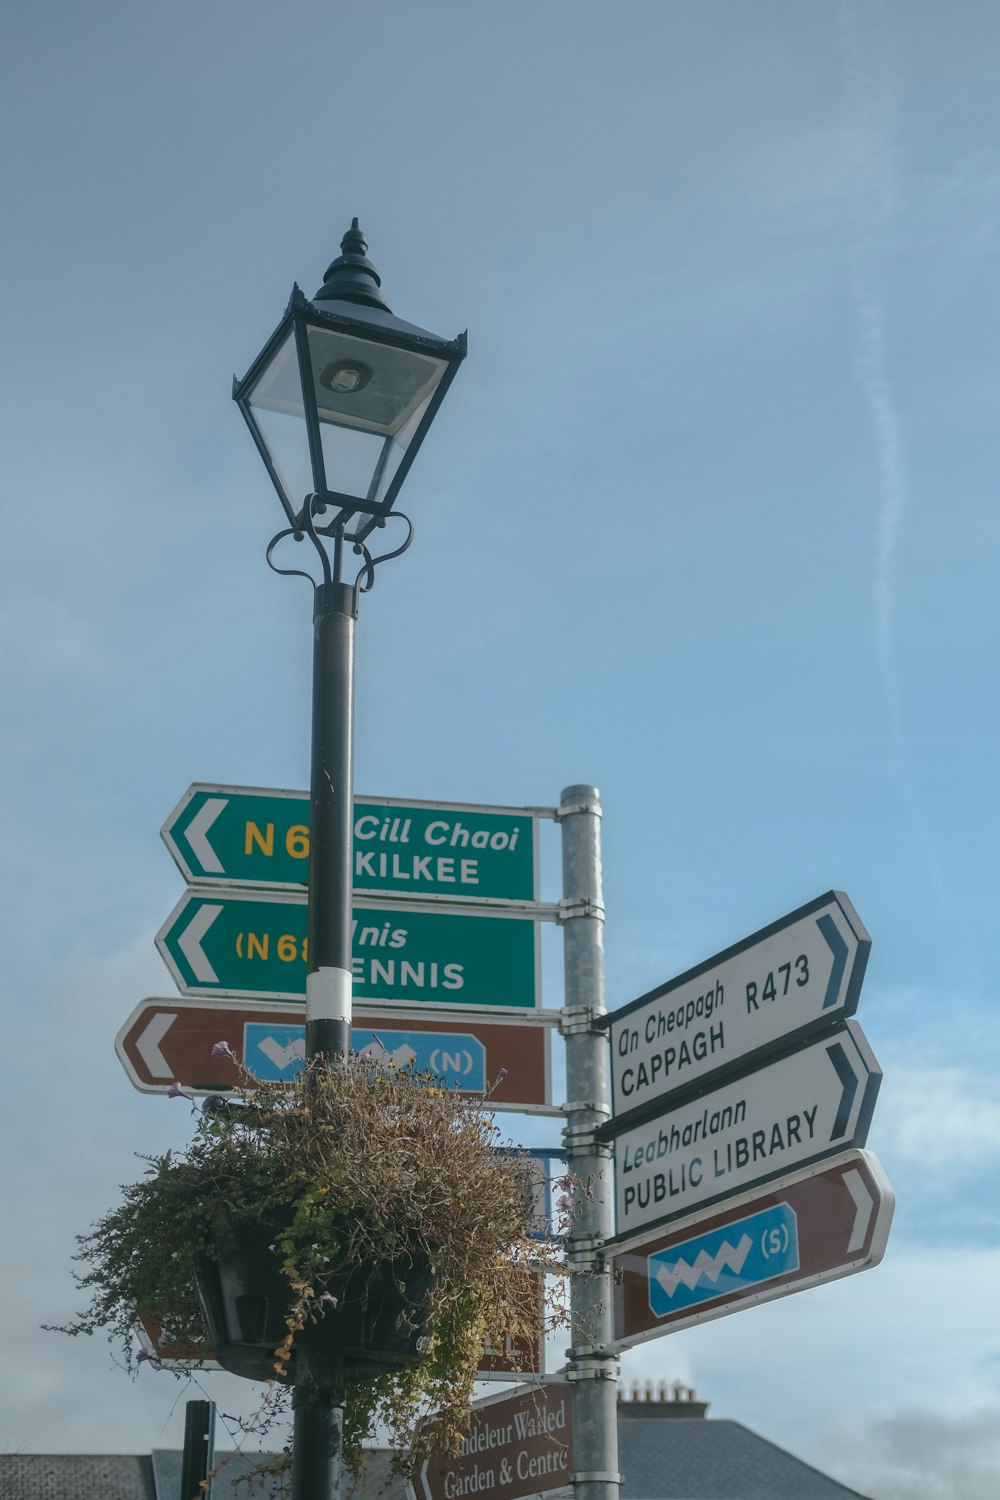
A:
[152, 1444, 404, 1499]
[617, 1416, 871, 1500]
[0, 1447, 406, 1500]
[0, 1411, 872, 1500]
[0, 1454, 156, 1500]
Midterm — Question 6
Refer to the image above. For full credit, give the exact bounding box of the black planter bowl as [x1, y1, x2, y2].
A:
[193, 1217, 434, 1384]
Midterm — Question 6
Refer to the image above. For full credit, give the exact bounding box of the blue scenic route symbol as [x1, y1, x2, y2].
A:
[242, 1022, 487, 1089]
[647, 1202, 799, 1318]
[243, 1022, 307, 1079]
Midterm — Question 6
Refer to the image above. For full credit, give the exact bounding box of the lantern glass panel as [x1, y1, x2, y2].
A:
[245, 329, 314, 516]
[317, 423, 385, 504]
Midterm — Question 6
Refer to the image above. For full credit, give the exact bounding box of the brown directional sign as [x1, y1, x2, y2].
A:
[115, 997, 550, 1112]
[137, 1312, 209, 1368]
[413, 1382, 573, 1500]
[612, 1149, 893, 1347]
[477, 1269, 545, 1380]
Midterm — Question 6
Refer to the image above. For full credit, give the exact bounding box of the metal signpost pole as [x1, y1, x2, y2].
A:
[559, 786, 621, 1500]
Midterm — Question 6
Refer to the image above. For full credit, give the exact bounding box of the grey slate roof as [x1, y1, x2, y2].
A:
[0, 1419, 872, 1500]
[149, 1444, 405, 1499]
[0, 1454, 156, 1500]
[617, 1417, 871, 1500]
[0, 1448, 407, 1500]
[153, 1446, 288, 1498]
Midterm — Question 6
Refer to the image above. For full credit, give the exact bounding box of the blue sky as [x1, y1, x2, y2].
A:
[3, 2, 1000, 1496]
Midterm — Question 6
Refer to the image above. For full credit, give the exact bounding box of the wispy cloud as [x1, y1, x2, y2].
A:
[839, 0, 904, 683]
[838, 0, 979, 987]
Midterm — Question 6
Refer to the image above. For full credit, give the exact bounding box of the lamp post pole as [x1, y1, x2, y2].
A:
[291, 566, 357, 1500]
[234, 221, 465, 1500]
[306, 573, 357, 1065]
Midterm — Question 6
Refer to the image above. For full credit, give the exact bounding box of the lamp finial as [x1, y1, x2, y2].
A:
[313, 218, 392, 312]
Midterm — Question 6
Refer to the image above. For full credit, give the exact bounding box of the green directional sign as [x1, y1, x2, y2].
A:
[156, 890, 540, 1008]
[162, 784, 540, 902]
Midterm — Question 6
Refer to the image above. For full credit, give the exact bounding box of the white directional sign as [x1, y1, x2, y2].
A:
[606, 892, 870, 1126]
[611, 1018, 881, 1241]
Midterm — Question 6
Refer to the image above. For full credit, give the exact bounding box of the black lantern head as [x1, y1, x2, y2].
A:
[234, 220, 466, 539]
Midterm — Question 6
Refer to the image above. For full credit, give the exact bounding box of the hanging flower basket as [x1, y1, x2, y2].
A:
[50, 1055, 572, 1473]
[193, 1211, 434, 1383]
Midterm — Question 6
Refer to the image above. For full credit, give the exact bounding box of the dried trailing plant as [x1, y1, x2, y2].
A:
[51, 1053, 572, 1472]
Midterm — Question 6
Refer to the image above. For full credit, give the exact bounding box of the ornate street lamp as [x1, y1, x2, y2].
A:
[234, 219, 465, 1066]
[234, 218, 466, 540]
[233, 220, 465, 1500]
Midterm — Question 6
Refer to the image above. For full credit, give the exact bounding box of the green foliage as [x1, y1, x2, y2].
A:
[52, 1058, 569, 1473]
